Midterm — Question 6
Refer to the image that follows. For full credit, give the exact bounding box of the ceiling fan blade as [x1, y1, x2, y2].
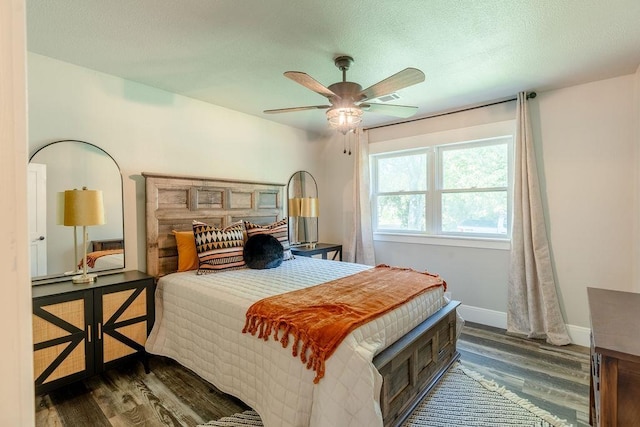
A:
[360, 103, 419, 118]
[358, 68, 425, 102]
[284, 71, 340, 100]
[263, 105, 331, 114]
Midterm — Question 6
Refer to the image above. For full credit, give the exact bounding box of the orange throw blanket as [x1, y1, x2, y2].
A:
[242, 264, 446, 383]
[78, 249, 123, 269]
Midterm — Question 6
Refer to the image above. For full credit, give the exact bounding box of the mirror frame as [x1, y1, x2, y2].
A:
[287, 170, 319, 246]
[29, 139, 125, 284]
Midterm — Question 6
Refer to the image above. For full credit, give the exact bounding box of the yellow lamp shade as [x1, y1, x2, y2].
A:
[64, 188, 105, 226]
[300, 197, 319, 218]
[288, 198, 302, 217]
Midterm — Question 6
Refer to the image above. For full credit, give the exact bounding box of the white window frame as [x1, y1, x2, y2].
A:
[371, 148, 431, 233]
[435, 137, 513, 238]
[369, 120, 515, 250]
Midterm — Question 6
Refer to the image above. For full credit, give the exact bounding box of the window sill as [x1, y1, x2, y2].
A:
[373, 232, 511, 250]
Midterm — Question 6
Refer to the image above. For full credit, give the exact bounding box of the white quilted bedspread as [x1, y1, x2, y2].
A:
[145, 257, 445, 427]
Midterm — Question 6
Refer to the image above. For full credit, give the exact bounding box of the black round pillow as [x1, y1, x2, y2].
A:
[243, 233, 284, 269]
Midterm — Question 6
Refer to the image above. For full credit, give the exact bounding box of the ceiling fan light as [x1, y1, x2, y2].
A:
[326, 107, 363, 134]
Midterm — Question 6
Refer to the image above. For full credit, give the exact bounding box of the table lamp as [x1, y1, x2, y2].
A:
[64, 187, 105, 284]
[57, 191, 82, 275]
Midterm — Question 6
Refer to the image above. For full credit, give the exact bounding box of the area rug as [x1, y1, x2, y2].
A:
[197, 363, 571, 427]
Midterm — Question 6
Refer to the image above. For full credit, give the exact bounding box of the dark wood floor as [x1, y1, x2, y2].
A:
[35, 321, 591, 426]
[458, 322, 591, 427]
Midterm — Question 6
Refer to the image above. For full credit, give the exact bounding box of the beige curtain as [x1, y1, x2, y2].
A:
[507, 92, 570, 346]
[346, 129, 376, 265]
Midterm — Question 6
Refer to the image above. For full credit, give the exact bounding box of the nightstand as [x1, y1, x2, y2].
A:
[291, 243, 342, 261]
[32, 270, 154, 394]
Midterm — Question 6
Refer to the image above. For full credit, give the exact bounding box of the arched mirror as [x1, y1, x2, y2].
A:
[287, 171, 319, 247]
[29, 140, 124, 282]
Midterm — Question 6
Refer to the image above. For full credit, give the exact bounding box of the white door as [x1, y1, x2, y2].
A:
[28, 163, 47, 277]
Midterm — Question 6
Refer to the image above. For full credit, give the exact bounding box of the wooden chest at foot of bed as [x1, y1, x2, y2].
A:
[374, 300, 460, 427]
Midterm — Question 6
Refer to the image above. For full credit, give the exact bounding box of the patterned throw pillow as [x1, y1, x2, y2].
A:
[192, 220, 246, 274]
[244, 219, 294, 260]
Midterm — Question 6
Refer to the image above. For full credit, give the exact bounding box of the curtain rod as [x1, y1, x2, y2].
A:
[364, 92, 537, 131]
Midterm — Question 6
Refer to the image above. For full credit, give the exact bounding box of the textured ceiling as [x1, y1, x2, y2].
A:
[27, 0, 640, 136]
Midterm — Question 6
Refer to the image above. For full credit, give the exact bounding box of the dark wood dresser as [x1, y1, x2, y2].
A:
[588, 287, 640, 426]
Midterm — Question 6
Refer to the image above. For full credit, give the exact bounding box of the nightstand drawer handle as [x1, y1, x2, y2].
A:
[87, 325, 91, 343]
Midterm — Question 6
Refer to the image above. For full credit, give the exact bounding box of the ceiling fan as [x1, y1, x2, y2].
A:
[264, 56, 425, 134]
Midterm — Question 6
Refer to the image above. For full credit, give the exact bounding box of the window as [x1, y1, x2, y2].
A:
[374, 151, 428, 231]
[371, 136, 512, 240]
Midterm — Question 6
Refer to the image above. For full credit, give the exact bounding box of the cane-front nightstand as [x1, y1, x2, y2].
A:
[32, 270, 154, 394]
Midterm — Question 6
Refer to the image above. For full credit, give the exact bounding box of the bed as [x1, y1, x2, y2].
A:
[77, 239, 125, 271]
[83, 250, 124, 270]
[143, 172, 460, 427]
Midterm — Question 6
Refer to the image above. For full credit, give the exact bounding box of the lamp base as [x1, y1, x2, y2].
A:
[72, 273, 97, 284]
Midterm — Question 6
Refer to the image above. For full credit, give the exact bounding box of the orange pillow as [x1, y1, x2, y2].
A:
[173, 230, 199, 272]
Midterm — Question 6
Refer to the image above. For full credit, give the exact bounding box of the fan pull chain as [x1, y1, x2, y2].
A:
[342, 133, 353, 155]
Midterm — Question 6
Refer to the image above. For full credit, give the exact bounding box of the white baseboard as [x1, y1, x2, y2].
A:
[565, 324, 590, 348]
[458, 304, 507, 329]
[458, 304, 591, 348]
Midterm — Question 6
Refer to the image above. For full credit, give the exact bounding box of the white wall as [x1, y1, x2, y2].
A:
[635, 64, 640, 294]
[534, 75, 636, 328]
[327, 74, 639, 343]
[28, 53, 327, 273]
[1, 0, 36, 424]
[318, 132, 361, 247]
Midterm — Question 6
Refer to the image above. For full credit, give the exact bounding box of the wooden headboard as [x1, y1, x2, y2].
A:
[143, 172, 285, 278]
